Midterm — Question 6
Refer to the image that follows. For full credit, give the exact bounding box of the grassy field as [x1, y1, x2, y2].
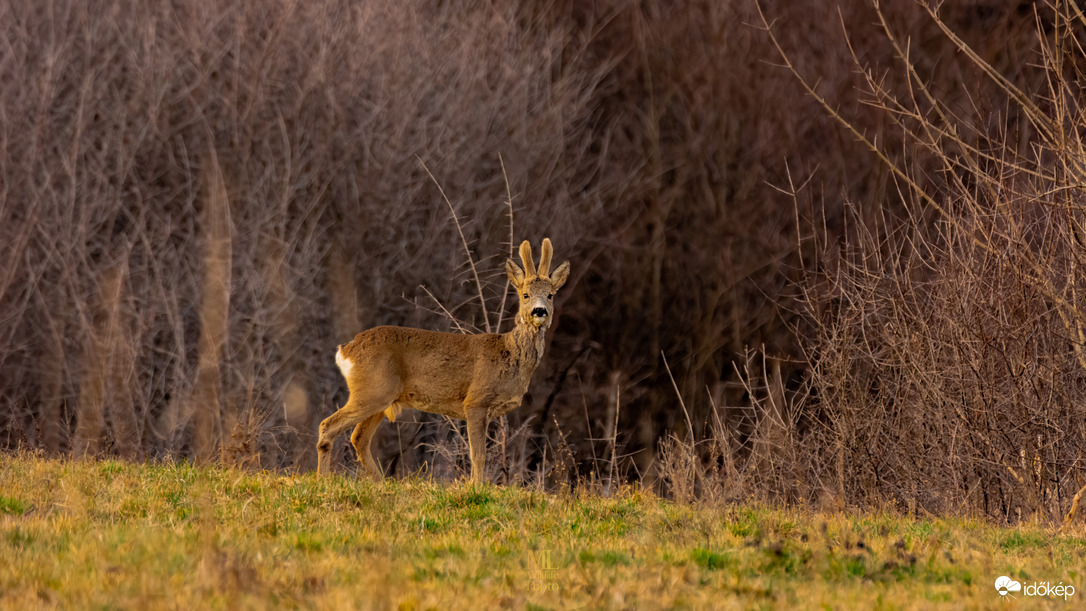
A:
[0, 453, 1082, 609]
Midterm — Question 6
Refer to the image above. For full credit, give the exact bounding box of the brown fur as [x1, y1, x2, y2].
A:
[317, 238, 571, 481]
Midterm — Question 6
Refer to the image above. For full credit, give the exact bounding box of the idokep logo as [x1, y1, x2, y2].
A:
[995, 575, 1075, 601]
[995, 576, 1021, 598]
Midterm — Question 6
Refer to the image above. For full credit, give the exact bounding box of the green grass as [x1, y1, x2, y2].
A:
[1, 453, 1083, 609]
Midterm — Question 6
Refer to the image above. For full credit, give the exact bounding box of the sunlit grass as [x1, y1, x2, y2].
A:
[1, 452, 1083, 609]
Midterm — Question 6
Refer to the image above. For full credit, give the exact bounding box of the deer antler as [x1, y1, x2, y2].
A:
[519, 240, 537, 278]
[538, 238, 553, 278]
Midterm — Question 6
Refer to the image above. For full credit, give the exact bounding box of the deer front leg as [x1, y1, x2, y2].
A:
[465, 406, 489, 484]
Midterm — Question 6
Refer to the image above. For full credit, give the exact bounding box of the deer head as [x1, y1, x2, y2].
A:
[505, 238, 570, 328]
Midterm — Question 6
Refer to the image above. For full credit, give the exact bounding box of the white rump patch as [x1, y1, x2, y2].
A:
[335, 347, 353, 379]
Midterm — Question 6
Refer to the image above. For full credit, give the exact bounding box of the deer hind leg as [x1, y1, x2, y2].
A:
[317, 394, 388, 476]
[349, 411, 385, 481]
[316, 405, 356, 476]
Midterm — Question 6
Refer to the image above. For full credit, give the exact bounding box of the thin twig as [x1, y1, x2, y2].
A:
[418, 157, 491, 333]
[607, 379, 622, 497]
[661, 351, 694, 443]
[418, 285, 468, 333]
[497, 153, 514, 333]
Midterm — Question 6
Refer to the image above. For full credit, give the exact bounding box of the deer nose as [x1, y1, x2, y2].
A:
[531, 307, 549, 318]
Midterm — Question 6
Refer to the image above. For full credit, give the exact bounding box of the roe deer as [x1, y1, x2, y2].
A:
[317, 238, 571, 482]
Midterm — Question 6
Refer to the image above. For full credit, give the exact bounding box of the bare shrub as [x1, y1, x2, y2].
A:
[756, 1, 1086, 521]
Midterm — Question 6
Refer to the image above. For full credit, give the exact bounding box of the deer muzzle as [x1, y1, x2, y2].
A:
[530, 306, 549, 326]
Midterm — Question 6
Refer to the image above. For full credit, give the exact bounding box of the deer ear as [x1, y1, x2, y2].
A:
[518, 240, 537, 278]
[506, 258, 525, 287]
[549, 260, 570, 291]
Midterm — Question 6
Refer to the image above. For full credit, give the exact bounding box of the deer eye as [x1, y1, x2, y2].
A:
[548, 294, 554, 299]
[522, 293, 529, 299]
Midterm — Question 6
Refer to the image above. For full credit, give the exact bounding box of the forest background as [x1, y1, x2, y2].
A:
[3, 0, 1085, 524]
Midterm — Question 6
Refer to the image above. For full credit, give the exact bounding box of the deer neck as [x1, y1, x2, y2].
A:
[504, 315, 548, 371]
